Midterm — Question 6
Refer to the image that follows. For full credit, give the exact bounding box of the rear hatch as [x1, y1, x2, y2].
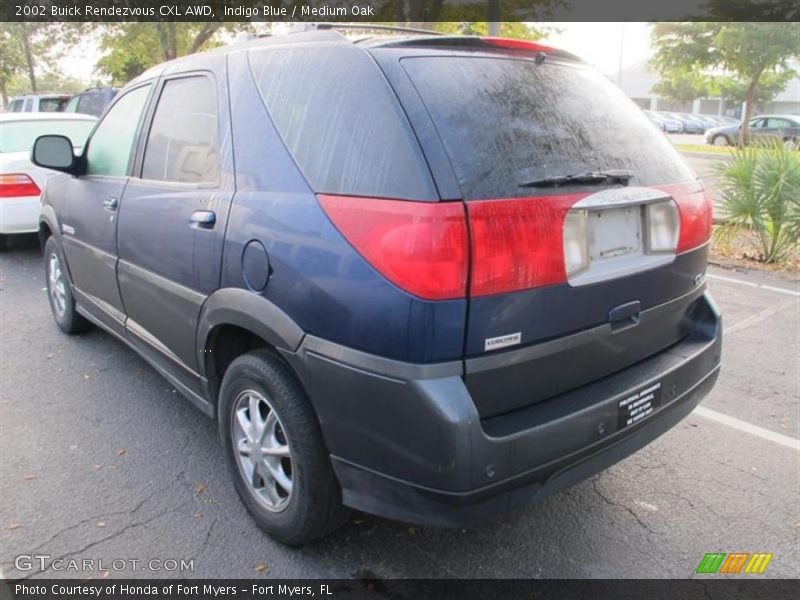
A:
[373, 41, 713, 418]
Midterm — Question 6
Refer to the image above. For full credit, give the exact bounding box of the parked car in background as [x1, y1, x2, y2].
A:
[705, 114, 800, 149]
[643, 110, 682, 133]
[62, 87, 119, 117]
[33, 29, 720, 545]
[673, 113, 707, 134]
[5, 94, 71, 113]
[0, 113, 96, 249]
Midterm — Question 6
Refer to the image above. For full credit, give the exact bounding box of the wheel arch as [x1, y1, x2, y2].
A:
[196, 288, 305, 395]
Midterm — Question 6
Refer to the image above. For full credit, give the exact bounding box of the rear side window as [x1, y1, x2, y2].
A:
[141, 76, 219, 184]
[6, 100, 22, 112]
[402, 56, 695, 199]
[250, 45, 436, 200]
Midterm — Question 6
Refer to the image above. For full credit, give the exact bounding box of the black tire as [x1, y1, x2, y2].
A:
[0, 234, 8, 251]
[218, 350, 350, 545]
[44, 236, 91, 334]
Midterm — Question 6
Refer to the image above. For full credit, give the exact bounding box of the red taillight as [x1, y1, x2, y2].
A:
[317, 194, 468, 301]
[0, 174, 41, 198]
[481, 37, 557, 54]
[658, 184, 713, 253]
[467, 194, 586, 296]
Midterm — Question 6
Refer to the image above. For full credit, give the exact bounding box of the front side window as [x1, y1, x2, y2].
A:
[86, 85, 151, 177]
[141, 76, 219, 184]
[7, 100, 22, 112]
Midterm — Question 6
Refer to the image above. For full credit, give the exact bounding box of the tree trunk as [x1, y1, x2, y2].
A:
[739, 72, 763, 147]
[187, 23, 221, 55]
[21, 26, 36, 92]
[0, 78, 7, 107]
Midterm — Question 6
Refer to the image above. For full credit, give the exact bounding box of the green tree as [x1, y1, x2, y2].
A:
[0, 25, 25, 106]
[651, 23, 800, 143]
[711, 71, 795, 110]
[650, 68, 711, 111]
[96, 23, 252, 85]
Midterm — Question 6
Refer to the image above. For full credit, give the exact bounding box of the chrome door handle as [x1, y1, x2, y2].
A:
[190, 210, 216, 228]
[103, 196, 118, 211]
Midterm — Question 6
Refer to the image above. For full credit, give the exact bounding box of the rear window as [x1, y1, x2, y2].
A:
[401, 56, 695, 199]
[250, 45, 436, 200]
[38, 97, 68, 112]
[0, 120, 95, 153]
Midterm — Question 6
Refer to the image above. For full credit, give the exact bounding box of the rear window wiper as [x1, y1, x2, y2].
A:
[519, 169, 634, 188]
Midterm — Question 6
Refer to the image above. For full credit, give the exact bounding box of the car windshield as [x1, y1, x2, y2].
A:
[401, 56, 695, 199]
[0, 119, 95, 153]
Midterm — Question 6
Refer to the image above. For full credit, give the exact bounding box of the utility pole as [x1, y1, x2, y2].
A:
[488, 0, 500, 36]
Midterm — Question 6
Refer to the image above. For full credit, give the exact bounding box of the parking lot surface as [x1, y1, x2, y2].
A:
[1, 235, 798, 579]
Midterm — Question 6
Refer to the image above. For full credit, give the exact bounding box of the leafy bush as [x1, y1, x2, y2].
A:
[715, 142, 800, 263]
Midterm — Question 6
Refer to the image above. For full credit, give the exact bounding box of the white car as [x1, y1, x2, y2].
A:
[0, 113, 96, 249]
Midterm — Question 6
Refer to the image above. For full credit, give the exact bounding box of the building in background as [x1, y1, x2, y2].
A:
[613, 60, 800, 117]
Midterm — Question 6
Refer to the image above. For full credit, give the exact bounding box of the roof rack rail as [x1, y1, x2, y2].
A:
[308, 23, 443, 36]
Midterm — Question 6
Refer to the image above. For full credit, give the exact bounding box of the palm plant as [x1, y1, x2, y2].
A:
[715, 142, 800, 263]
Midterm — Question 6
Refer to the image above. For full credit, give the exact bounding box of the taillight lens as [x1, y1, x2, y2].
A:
[467, 194, 586, 296]
[563, 209, 589, 276]
[0, 174, 41, 198]
[317, 194, 468, 301]
[658, 184, 713, 253]
[646, 200, 680, 253]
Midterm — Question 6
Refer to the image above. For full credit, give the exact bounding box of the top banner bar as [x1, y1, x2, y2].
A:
[4, 0, 799, 23]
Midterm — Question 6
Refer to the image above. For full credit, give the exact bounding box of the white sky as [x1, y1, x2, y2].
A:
[59, 22, 653, 84]
[546, 22, 653, 75]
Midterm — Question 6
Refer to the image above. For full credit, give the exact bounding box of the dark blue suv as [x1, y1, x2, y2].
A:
[32, 29, 721, 545]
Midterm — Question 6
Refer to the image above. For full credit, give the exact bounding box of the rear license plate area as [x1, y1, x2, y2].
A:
[588, 206, 642, 261]
[617, 381, 663, 430]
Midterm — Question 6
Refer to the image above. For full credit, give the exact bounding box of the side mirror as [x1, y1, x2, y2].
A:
[32, 135, 81, 175]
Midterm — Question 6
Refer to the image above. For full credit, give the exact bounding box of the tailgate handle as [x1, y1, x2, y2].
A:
[609, 301, 641, 332]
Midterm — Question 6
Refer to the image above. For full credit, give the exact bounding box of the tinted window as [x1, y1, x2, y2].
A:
[7, 100, 22, 112]
[86, 85, 150, 177]
[141, 77, 219, 184]
[23, 99, 33, 112]
[402, 57, 695, 199]
[80, 91, 115, 117]
[0, 120, 95, 153]
[250, 45, 436, 200]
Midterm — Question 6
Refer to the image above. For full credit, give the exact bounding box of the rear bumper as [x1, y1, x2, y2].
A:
[283, 290, 722, 527]
[0, 196, 39, 234]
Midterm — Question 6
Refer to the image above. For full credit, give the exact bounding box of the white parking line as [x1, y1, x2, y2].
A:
[693, 406, 800, 451]
[707, 273, 800, 297]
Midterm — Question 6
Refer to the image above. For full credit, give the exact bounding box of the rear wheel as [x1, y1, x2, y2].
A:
[219, 350, 350, 546]
[783, 137, 799, 151]
[44, 236, 91, 334]
[712, 135, 729, 147]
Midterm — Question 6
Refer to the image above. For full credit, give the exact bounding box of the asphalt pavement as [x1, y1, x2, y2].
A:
[1, 234, 798, 580]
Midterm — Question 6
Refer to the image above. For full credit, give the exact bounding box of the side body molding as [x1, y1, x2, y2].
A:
[195, 288, 305, 377]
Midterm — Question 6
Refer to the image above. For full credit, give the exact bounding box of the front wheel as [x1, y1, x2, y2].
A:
[712, 135, 729, 147]
[218, 350, 350, 546]
[44, 236, 91, 334]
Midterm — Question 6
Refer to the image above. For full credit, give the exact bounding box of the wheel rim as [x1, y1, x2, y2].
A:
[48, 251, 67, 318]
[232, 389, 294, 512]
[784, 138, 798, 151]
[713, 136, 727, 146]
